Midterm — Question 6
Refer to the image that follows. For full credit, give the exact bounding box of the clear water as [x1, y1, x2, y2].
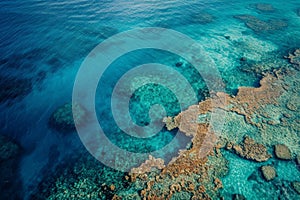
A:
[0, 0, 300, 199]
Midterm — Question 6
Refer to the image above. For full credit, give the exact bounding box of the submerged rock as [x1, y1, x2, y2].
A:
[232, 136, 271, 162]
[296, 154, 300, 165]
[261, 165, 276, 181]
[297, 8, 300, 17]
[292, 181, 300, 194]
[49, 103, 86, 132]
[274, 144, 292, 160]
[0, 135, 20, 162]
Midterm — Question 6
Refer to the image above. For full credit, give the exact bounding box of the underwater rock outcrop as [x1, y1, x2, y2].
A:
[274, 144, 292, 160]
[234, 15, 287, 32]
[261, 165, 276, 181]
[232, 136, 271, 162]
[49, 103, 86, 132]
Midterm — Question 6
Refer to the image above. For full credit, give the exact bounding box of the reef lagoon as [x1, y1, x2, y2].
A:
[0, 0, 300, 199]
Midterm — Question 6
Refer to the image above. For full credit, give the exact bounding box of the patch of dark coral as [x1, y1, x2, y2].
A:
[30, 150, 130, 200]
[0, 75, 32, 105]
[234, 15, 287, 33]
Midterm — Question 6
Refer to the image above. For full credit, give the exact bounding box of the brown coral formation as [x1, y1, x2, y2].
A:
[232, 136, 271, 162]
[132, 123, 227, 200]
[148, 70, 287, 198]
[165, 72, 285, 132]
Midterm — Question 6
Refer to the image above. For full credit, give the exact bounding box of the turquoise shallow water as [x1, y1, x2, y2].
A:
[0, 0, 300, 199]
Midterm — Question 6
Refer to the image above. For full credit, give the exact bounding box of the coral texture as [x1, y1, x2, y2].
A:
[232, 136, 271, 162]
[255, 3, 275, 12]
[274, 144, 292, 160]
[234, 15, 287, 32]
[261, 165, 276, 181]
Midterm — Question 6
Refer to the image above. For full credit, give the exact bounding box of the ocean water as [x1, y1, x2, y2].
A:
[0, 0, 300, 199]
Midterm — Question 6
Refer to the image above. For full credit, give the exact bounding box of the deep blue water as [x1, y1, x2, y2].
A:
[0, 0, 300, 199]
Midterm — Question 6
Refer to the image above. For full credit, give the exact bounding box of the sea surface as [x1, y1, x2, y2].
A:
[0, 0, 300, 199]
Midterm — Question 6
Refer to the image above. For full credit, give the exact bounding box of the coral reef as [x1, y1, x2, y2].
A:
[159, 59, 300, 198]
[0, 76, 32, 105]
[254, 3, 275, 12]
[261, 165, 276, 181]
[234, 15, 287, 32]
[0, 135, 20, 162]
[31, 151, 128, 200]
[36, 51, 300, 200]
[49, 103, 86, 132]
[274, 144, 292, 160]
[165, 71, 285, 132]
[231, 136, 271, 162]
